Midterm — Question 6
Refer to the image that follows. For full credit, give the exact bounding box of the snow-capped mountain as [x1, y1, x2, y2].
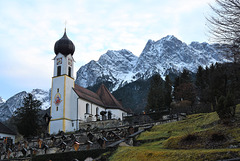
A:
[76, 49, 138, 90]
[31, 89, 51, 110]
[0, 96, 5, 106]
[0, 89, 50, 122]
[76, 35, 231, 90]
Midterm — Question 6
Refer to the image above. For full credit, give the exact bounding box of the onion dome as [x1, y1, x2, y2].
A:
[54, 29, 75, 56]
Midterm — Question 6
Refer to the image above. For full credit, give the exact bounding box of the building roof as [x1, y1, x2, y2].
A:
[0, 122, 16, 135]
[96, 84, 126, 111]
[73, 84, 127, 112]
[54, 28, 75, 56]
[73, 84, 104, 107]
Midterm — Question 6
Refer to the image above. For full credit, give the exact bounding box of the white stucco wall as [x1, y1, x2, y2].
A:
[0, 133, 15, 144]
[106, 109, 127, 120]
[77, 98, 105, 123]
[51, 76, 65, 120]
[49, 120, 63, 134]
[65, 76, 76, 120]
[53, 54, 74, 78]
[64, 119, 76, 132]
[71, 89, 80, 131]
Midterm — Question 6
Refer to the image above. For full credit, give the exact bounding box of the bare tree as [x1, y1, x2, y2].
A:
[207, 0, 240, 63]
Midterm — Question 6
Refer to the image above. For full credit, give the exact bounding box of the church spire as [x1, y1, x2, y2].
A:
[54, 26, 75, 56]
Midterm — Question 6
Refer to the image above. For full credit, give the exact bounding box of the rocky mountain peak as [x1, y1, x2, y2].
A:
[0, 89, 50, 122]
[75, 35, 232, 92]
[0, 96, 5, 104]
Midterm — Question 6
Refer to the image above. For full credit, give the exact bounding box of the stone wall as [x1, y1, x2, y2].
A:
[79, 119, 127, 130]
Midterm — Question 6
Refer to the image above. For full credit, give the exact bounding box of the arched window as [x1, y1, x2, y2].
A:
[86, 103, 90, 114]
[68, 67, 71, 77]
[57, 66, 61, 76]
[108, 111, 112, 120]
[96, 107, 99, 115]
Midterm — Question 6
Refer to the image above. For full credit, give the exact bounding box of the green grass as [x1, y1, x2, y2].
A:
[110, 105, 240, 161]
[137, 112, 219, 141]
[110, 147, 240, 161]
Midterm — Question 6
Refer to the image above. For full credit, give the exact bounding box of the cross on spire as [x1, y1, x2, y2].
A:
[64, 21, 67, 32]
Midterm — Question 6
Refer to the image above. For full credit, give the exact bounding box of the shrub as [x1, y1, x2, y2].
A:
[216, 93, 235, 120]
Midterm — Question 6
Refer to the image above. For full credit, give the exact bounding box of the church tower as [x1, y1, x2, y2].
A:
[49, 29, 76, 134]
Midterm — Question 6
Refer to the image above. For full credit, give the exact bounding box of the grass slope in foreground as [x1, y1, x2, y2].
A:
[110, 105, 240, 161]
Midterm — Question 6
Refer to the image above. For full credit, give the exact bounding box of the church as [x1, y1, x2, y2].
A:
[49, 29, 128, 134]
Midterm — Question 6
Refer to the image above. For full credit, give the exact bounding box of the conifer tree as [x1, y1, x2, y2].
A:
[13, 93, 42, 137]
[173, 76, 180, 100]
[179, 69, 191, 84]
[164, 75, 172, 108]
[146, 74, 164, 112]
[196, 66, 206, 102]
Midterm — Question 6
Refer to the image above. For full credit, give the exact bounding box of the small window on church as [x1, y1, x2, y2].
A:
[68, 67, 71, 77]
[72, 122, 74, 127]
[86, 103, 90, 114]
[96, 107, 99, 115]
[56, 106, 58, 111]
[57, 88, 59, 92]
[57, 66, 61, 76]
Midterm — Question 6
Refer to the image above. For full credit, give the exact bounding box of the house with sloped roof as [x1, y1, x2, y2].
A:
[0, 122, 16, 144]
[49, 29, 128, 134]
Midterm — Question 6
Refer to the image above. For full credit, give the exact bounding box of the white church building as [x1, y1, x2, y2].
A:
[49, 29, 128, 134]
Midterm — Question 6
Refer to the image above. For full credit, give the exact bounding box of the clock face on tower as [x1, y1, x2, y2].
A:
[68, 58, 72, 66]
[57, 58, 62, 65]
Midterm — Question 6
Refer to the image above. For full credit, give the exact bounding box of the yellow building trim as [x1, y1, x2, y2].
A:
[51, 117, 72, 121]
[53, 74, 74, 80]
[63, 75, 66, 132]
[49, 78, 53, 133]
[66, 74, 74, 80]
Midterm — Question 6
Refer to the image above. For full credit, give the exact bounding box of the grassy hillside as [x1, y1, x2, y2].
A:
[109, 105, 240, 161]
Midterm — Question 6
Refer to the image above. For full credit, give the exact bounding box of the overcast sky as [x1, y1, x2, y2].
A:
[0, 0, 215, 100]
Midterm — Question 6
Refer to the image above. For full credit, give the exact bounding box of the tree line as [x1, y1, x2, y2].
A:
[146, 62, 240, 120]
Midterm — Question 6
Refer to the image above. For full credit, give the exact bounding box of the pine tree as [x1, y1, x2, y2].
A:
[179, 69, 191, 84]
[146, 74, 164, 112]
[13, 93, 42, 137]
[196, 66, 206, 102]
[173, 76, 180, 100]
[164, 75, 172, 108]
[196, 66, 205, 89]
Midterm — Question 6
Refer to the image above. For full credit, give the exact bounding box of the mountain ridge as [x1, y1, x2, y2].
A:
[76, 35, 232, 91]
[0, 89, 50, 122]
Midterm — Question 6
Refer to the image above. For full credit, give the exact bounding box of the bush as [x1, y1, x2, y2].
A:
[216, 93, 235, 120]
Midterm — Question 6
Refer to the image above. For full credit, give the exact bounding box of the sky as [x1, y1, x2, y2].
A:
[0, 0, 216, 100]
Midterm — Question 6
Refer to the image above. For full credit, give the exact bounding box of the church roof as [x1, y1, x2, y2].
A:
[73, 84, 127, 112]
[96, 84, 126, 111]
[0, 122, 16, 135]
[73, 84, 104, 107]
